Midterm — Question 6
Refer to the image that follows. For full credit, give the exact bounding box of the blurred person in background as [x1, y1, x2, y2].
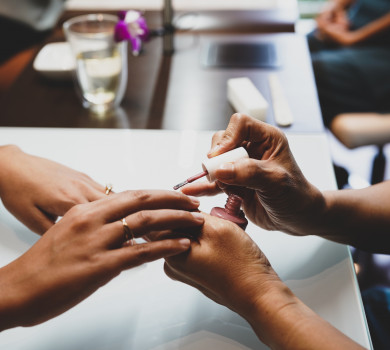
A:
[307, 0, 390, 127]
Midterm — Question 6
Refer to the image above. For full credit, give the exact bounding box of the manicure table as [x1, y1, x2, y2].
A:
[0, 127, 372, 349]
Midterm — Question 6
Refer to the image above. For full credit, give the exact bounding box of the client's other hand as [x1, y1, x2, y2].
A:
[0, 145, 106, 234]
[163, 214, 280, 317]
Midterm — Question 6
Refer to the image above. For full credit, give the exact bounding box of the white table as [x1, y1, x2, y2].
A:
[0, 128, 371, 349]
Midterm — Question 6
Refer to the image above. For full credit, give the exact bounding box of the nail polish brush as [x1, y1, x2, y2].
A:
[173, 170, 208, 190]
[173, 147, 249, 190]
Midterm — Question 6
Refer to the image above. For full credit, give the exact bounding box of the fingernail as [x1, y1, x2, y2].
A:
[191, 211, 204, 222]
[208, 145, 221, 157]
[179, 238, 191, 248]
[188, 196, 200, 206]
[216, 180, 227, 189]
[217, 163, 234, 179]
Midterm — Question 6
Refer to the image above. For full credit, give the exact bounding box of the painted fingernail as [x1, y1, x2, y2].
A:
[191, 211, 204, 221]
[217, 163, 235, 179]
[179, 238, 191, 248]
[188, 196, 200, 206]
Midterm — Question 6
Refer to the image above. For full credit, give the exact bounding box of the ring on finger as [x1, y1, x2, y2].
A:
[105, 184, 113, 195]
[122, 218, 135, 246]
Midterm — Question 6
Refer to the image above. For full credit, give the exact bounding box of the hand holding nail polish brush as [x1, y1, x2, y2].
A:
[173, 147, 249, 229]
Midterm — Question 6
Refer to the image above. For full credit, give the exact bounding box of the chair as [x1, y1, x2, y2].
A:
[330, 113, 390, 184]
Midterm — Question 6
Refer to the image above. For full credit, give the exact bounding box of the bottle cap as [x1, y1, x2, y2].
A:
[202, 147, 249, 182]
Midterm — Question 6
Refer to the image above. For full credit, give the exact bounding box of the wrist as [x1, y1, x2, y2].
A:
[281, 181, 327, 237]
[0, 263, 31, 331]
[302, 183, 328, 236]
[245, 278, 364, 349]
[0, 145, 21, 196]
[243, 279, 302, 347]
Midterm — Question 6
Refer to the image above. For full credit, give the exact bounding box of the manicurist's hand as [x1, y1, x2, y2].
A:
[0, 145, 107, 234]
[181, 114, 326, 237]
[163, 214, 364, 350]
[0, 190, 203, 331]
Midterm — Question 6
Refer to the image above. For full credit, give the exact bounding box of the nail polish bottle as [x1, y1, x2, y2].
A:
[210, 194, 248, 230]
[172, 147, 249, 229]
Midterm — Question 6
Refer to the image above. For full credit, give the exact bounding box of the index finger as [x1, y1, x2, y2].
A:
[93, 190, 201, 224]
[208, 114, 283, 158]
[181, 180, 221, 197]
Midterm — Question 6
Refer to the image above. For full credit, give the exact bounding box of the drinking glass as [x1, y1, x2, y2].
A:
[63, 14, 127, 115]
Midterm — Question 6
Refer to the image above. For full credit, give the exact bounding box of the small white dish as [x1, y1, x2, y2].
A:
[33, 42, 75, 80]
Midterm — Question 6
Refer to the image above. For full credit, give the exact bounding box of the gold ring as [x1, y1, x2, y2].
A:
[105, 184, 113, 195]
[122, 218, 135, 246]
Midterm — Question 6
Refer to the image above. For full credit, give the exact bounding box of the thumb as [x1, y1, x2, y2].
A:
[213, 158, 281, 190]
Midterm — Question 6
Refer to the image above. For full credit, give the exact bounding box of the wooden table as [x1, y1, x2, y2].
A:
[0, 11, 322, 132]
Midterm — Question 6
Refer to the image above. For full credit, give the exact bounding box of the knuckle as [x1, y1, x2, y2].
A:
[67, 203, 94, 230]
[211, 130, 224, 143]
[230, 112, 243, 123]
[207, 216, 228, 237]
[128, 189, 151, 203]
[170, 190, 184, 201]
[67, 203, 84, 217]
[264, 165, 290, 188]
[65, 197, 82, 208]
[59, 188, 85, 207]
[133, 243, 153, 262]
[240, 159, 259, 179]
[172, 210, 192, 224]
[181, 210, 194, 221]
[275, 167, 291, 184]
[133, 210, 152, 227]
[230, 112, 250, 125]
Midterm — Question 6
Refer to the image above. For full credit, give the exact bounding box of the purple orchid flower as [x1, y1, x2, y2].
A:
[114, 11, 150, 56]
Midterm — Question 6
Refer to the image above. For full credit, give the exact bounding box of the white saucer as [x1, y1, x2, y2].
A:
[33, 42, 75, 80]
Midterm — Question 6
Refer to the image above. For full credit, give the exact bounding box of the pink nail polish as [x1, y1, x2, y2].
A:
[210, 194, 248, 230]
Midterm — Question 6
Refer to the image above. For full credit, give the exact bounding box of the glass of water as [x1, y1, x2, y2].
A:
[63, 14, 127, 115]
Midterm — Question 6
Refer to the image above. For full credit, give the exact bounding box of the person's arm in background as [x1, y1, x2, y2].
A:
[162, 214, 365, 349]
[0, 145, 106, 234]
[181, 114, 390, 254]
[316, 0, 355, 33]
[0, 190, 203, 330]
[321, 12, 390, 45]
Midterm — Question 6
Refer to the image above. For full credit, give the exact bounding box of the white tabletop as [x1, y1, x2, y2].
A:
[0, 128, 371, 349]
[65, 0, 297, 11]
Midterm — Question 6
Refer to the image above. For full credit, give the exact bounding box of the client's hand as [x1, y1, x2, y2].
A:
[0, 190, 203, 331]
[163, 213, 365, 350]
[181, 114, 325, 237]
[0, 145, 106, 234]
[163, 214, 280, 317]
